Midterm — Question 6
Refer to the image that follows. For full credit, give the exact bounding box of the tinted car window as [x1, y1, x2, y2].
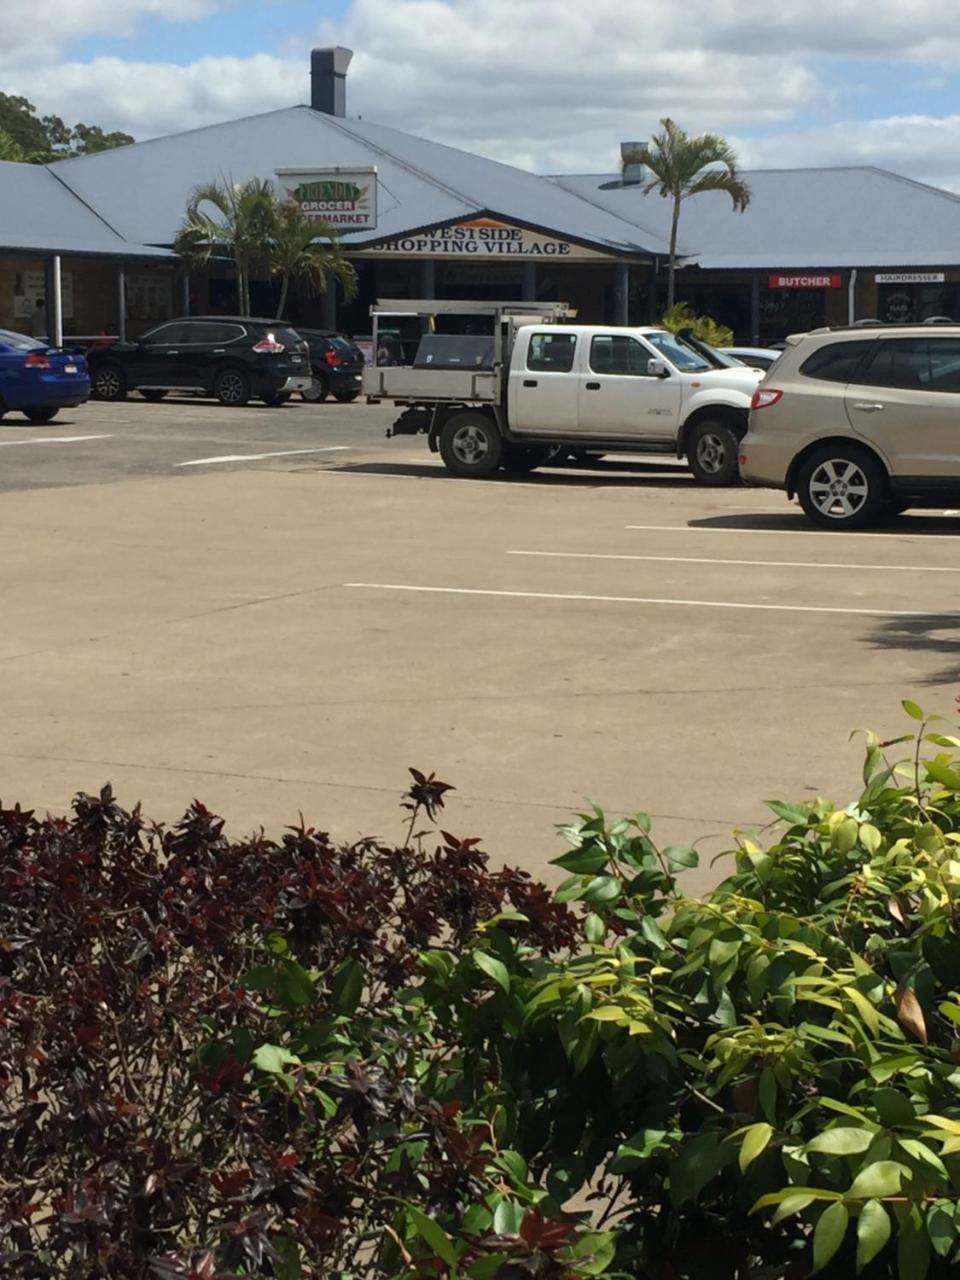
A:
[590, 335, 652, 375]
[527, 332, 576, 372]
[141, 322, 189, 346]
[863, 338, 960, 392]
[799, 340, 875, 383]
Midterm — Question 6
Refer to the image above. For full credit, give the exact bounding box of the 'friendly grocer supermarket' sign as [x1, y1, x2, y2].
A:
[277, 168, 377, 229]
[364, 218, 609, 261]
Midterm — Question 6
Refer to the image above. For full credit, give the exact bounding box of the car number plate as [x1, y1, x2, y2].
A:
[64, 363, 77, 373]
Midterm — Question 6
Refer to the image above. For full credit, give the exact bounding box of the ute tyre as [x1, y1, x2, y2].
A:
[687, 419, 741, 486]
[92, 363, 126, 401]
[501, 443, 552, 475]
[23, 406, 59, 423]
[214, 368, 250, 407]
[438, 412, 503, 477]
[797, 445, 885, 530]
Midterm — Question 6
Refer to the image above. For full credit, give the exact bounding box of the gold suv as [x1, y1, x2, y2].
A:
[739, 325, 960, 528]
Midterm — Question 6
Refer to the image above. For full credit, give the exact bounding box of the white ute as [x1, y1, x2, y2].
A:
[364, 300, 763, 483]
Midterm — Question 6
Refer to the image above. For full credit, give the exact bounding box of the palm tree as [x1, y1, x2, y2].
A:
[270, 202, 357, 319]
[626, 119, 751, 310]
[174, 177, 276, 316]
[0, 129, 24, 162]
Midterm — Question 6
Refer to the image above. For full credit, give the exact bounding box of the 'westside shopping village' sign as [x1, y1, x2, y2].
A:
[363, 218, 609, 261]
[277, 168, 377, 229]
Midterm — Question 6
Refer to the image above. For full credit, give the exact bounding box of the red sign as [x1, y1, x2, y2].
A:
[768, 274, 842, 289]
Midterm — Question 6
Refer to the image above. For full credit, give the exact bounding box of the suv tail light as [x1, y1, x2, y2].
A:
[323, 349, 344, 367]
[24, 351, 51, 369]
[252, 334, 285, 354]
[751, 388, 783, 410]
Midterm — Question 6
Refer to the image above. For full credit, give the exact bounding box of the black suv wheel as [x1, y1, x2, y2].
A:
[214, 368, 250, 407]
[92, 363, 126, 401]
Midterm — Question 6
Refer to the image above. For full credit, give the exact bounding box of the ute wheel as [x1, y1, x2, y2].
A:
[438, 412, 503, 477]
[23, 406, 59, 423]
[333, 388, 360, 403]
[501, 443, 553, 475]
[92, 363, 126, 401]
[302, 373, 329, 403]
[214, 368, 250, 407]
[687, 419, 741, 485]
[141, 389, 168, 403]
[797, 445, 885, 529]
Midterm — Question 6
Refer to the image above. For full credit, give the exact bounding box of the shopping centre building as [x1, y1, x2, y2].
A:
[2, 47, 960, 346]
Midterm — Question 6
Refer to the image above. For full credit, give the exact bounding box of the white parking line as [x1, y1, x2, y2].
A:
[176, 446, 352, 467]
[508, 549, 960, 573]
[345, 582, 938, 618]
[0, 434, 112, 447]
[626, 523, 959, 541]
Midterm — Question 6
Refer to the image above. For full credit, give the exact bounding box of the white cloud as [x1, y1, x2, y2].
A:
[3, 0, 960, 190]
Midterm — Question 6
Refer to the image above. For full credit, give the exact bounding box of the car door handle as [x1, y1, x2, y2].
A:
[523, 379, 538, 388]
[852, 401, 884, 412]
[585, 382, 601, 390]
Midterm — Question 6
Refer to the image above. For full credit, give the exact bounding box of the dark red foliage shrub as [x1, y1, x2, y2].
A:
[0, 778, 576, 1277]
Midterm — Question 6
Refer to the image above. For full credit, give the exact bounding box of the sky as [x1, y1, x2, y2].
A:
[4, 0, 960, 188]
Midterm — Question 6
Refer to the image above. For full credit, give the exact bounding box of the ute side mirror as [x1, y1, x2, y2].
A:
[647, 359, 669, 378]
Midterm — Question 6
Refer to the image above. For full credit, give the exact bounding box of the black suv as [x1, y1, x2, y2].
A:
[295, 329, 364, 403]
[87, 317, 312, 407]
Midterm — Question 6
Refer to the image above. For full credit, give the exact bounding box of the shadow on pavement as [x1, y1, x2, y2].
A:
[687, 512, 960, 536]
[327, 460, 692, 487]
[870, 613, 960, 688]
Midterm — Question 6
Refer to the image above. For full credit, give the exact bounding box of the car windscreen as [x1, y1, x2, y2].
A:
[329, 337, 357, 357]
[645, 330, 712, 372]
[0, 329, 45, 350]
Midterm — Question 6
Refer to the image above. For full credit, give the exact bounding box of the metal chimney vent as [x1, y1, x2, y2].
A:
[620, 140, 648, 186]
[311, 47, 353, 116]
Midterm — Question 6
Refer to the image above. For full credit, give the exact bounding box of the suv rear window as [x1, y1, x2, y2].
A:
[799, 340, 875, 383]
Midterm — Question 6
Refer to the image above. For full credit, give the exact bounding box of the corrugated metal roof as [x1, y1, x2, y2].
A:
[0, 160, 173, 259]
[49, 106, 669, 257]
[549, 167, 960, 269]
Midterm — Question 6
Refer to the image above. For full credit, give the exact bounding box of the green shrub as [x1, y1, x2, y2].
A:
[660, 302, 734, 349]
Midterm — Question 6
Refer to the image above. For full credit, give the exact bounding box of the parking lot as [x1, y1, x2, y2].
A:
[1, 396, 958, 891]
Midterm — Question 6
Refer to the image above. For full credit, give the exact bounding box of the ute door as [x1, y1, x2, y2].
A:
[511, 330, 580, 435]
[578, 333, 681, 439]
[845, 336, 960, 480]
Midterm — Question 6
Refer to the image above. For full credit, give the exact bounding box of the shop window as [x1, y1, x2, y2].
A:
[799, 340, 875, 383]
[527, 332, 576, 372]
[589, 334, 651, 375]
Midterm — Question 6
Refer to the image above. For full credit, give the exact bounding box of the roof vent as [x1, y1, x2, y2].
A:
[620, 141, 648, 186]
[311, 47, 353, 117]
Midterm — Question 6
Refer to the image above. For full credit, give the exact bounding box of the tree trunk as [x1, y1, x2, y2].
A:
[668, 196, 681, 311]
[235, 260, 246, 316]
[276, 275, 289, 319]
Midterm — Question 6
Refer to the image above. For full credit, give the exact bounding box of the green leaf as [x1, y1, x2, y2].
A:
[767, 799, 811, 825]
[330, 957, 363, 1016]
[468, 1258, 511, 1280]
[669, 1133, 734, 1206]
[759, 1067, 778, 1124]
[898, 1206, 931, 1280]
[407, 1206, 457, 1267]
[753, 1187, 843, 1212]
[926, 1201, 957, 1259]
[564, 1230, 616, 1276]
[552, 845, 611, 874]
[582, 875, 623, 904]
[273, 1234, 303, 1280]
[806, 1128, 874, 1157]
[813, 1201, 849, 1273]
[845, 1160, 908, 1201]
[665, 845, 699, 871]
[771, 1193, 816, 1224]
[739, 1122, 773, 1173]
[587, 1006, 628, 1023]
[925, 757, 960, 790]
[903, 699, 925, 721]
[834, 818, 860, 854]
[277, 957, 315, 1008]
[640, 915, 667, 951]
[474, 950, 510, 993]
[856, 1200, 891, 1273]
[493, 1200, 524, 1236]
[583, 913, 605, 944]
[494, 1150, 528, 1186]
[610, 1128, 668, 1172]
[253, 1044, 301, 1075]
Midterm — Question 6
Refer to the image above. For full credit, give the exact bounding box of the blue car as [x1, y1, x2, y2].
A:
[0, 328, 91, 423]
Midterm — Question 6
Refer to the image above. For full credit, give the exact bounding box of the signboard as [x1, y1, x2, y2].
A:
[14, 268, 74, 320]
[277, 167, 377, 230]
[768, 274, 842, 289]
[362, 217, 609, 262]
[875, 272, 945, 284]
